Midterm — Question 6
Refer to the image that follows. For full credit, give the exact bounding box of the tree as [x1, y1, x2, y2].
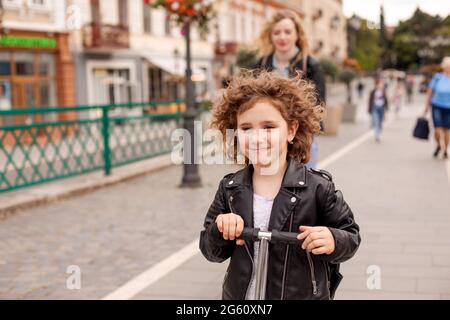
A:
[348, 17, 382, 72]
[319, 58, 339, 82]
[235, 46, 257, 71]
[392, 8, 445, 69]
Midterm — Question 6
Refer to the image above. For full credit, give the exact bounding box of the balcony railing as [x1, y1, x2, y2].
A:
[82, 23, 129, 49]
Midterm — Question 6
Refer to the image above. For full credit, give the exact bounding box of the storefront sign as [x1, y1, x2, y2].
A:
[0, 36, 57, 49]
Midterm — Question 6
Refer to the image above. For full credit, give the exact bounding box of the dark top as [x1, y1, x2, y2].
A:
[253, 51, 326, 104]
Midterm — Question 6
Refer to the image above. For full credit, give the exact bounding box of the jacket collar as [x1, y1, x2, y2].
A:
[226, 157, 308, 190]
[265, 50, 303, 68]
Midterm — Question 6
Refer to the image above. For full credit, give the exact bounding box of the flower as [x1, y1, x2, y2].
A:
[144, 0, 216, 37]
[170, 1, 180, 11]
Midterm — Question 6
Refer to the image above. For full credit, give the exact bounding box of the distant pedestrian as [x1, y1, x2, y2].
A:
[368, 78, 389, 142]
[406, 74, 415, 104]
[392, 79, 404, 119]
[423, 56, 450, 160]
[357, 80, 365, 99]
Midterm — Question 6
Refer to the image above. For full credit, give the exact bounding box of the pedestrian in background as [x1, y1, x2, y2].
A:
[357, 79, 365, 100]
[423, 56, 450, 160]
[406, 74, 415, 104]
[392, 78, 404, 119]
[252, 9, 326, 170]
[368, 78, 389, 142]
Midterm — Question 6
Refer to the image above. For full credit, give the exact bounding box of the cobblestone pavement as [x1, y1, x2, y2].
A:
[2, 87, 450, 300]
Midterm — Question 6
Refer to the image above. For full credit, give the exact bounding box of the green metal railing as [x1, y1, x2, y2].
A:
[0, 101, 205, 193]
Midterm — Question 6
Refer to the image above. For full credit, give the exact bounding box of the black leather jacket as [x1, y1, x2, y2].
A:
[199, 157, 361, 300]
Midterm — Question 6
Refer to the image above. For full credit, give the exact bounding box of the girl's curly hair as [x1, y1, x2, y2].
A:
[211, 70, 325, 164]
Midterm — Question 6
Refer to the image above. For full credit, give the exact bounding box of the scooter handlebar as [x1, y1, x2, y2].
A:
[271, 230, 302, 245]
[239, 228, 302, 245]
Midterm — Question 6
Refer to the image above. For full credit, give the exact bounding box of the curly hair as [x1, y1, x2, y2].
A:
[211, 71, 325, 164]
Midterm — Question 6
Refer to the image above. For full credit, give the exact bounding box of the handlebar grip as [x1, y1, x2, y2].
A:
[271, 230, 302, 245]
[239, 228, 260, 241]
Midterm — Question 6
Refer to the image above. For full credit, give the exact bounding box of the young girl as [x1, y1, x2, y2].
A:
[199, 71, 360, 300]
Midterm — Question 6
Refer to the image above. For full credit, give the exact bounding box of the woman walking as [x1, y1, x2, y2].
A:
[424, 57, 450, 159]
[368, 78, 389, 142]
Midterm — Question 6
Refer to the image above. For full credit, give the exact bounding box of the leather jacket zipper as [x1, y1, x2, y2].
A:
[306, 251, 318, 295]
[228, 195, 254, 299]
[281, 212, 294, 300]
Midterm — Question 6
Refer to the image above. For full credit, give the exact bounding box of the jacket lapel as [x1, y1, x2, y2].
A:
[268, 188, 300, 232]
[225, 165, 255, 255]
[268, 157, 306, 231]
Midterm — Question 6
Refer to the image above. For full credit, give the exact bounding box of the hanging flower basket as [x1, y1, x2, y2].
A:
[144, 0, 216, 37]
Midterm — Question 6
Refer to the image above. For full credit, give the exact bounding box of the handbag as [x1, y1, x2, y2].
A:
[413, 117, 430, 140]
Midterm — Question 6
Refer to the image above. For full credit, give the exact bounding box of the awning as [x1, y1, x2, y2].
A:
[143, 55, 207, 81]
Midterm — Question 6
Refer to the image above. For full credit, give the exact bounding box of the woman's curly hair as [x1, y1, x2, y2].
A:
[210, 70, 325, 164]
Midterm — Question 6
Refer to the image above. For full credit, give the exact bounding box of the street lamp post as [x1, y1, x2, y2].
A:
[348, 16, 361, 58]
[173, 47, 180, 102]
[180, 21, 202, 188]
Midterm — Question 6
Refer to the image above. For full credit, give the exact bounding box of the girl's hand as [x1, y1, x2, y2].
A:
[216, 213, 245, 246]
[298, 226, 335, 255]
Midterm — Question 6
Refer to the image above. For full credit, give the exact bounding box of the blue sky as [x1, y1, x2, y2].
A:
[343, 0, 450, 26]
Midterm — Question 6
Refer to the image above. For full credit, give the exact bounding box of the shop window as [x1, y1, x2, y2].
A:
[0, 53, 12, 76]
[15, 53, 35, 76]
[38, 53, 55, 77]
[39, 80, 56, 107]
[92, 68, 134, 105]
[149, 67, 168, 101]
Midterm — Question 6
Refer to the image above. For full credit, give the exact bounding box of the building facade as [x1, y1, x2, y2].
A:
[296, 0, 347, 61]
[0, 0, 76, 124]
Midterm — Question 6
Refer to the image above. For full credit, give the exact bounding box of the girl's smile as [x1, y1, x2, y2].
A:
[237, 99, 298, 171]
